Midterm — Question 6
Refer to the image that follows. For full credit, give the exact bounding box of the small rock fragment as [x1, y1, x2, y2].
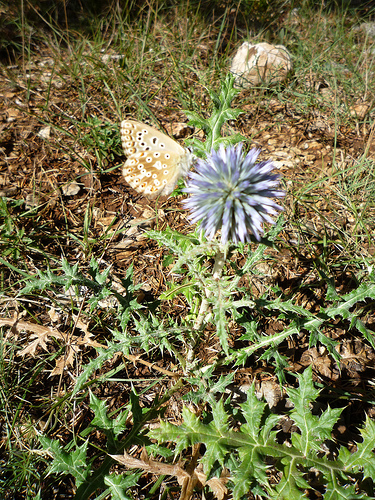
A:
[61, 181, 81, 196]
[37, 126, 51, 139]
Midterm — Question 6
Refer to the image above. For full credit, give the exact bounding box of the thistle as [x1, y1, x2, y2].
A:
[182, 144, 284, 245]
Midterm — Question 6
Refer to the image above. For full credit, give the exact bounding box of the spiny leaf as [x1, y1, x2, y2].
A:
[240, 386, 268, 440]
[288, 367, 343, 454]
[39, 436, 90, 487]
[104, 472, 141, 500]
[183, 370, 234, 405]
[232, 450, 270, 499]
[90, 392, 129, 439]
[185, 74, 245, 156]
[271, 457, 309, 499]
[343, 416, 375, 478]
[324, 469, 371, 499]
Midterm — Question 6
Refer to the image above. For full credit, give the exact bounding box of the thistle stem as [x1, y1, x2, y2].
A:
[193, 250, 225, 330]
[186, 248, 227, 365]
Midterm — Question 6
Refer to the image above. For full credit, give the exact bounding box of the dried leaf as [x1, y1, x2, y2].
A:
[0, 316, 104, 375]
[50, 356, 68, 376]
[110, 449, 228, 500]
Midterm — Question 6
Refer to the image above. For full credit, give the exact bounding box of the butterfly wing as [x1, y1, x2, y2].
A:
[120, 120, 191, 199]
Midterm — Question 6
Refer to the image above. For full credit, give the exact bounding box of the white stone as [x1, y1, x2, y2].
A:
[230, 42, 292, 88]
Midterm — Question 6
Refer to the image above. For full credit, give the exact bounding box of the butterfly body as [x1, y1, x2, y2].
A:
[120, 120, 192, 199]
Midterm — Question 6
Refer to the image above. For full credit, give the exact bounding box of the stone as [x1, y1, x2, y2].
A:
[230, 42, 292, 88]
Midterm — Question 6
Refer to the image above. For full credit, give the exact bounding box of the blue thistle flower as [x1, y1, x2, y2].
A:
[182, 144, 284, 244]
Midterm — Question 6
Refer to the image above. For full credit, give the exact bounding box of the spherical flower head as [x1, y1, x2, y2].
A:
[182, 144, 285, 245]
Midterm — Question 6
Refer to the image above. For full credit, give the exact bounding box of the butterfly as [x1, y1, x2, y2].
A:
[120, 120, 193, 199]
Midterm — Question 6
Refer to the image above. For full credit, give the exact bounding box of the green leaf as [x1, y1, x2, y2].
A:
[232, 450, 270, 499]
[199, 400, 231, 472]
[73, 344, 120, 395]
[148, 371, 375, 499]
[39, 436, 90, 488]
[104, 472, 141, 500]
[183, 370, 234, 405]
[212, 289, 230, 354]
[324, 469, 371, 499]
[271, 457, 309, 499]
[90, 392, 129, 439]
[288, 367, 343, 455]
[240, 385, 268, 441]
[184, 74, 245, 156]
[343, 416, 375, 478]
